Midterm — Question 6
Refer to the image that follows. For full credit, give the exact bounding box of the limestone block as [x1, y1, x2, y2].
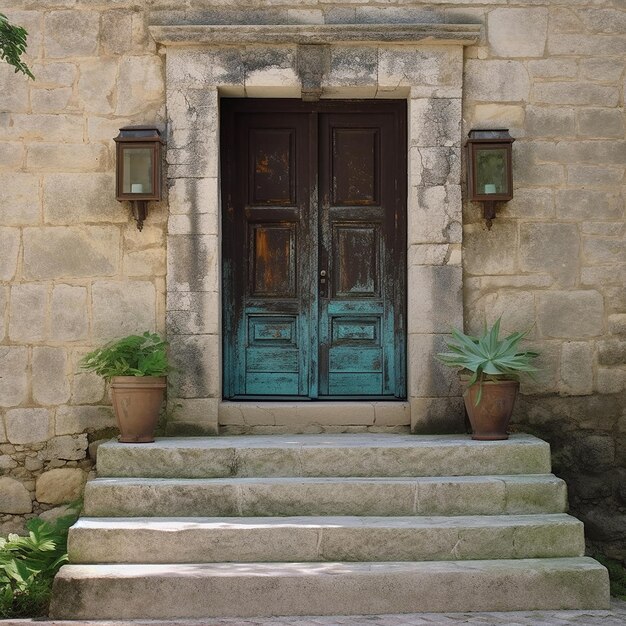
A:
[0, 347, 28, 407]
[325, 46, 376, 87]
[77, 58, 118, 115]
[27, 143, 108, 172]
[409, 185, 462, 244]
[580, 58, 624, 83]
[525, 107, 576, 138]
[92, 281, 156, 340]
[408, 334, 461, 398]
[537, 291, 604, 339]
[578, 8, 626, 34]
[0, 143, 24, 170]
[410, 147, 460, 188]
[488, 8, 548, 58]
[0, 287, 6, 342]
[407, 266, 462, 334]
[124, 250, 166, 278]
[169, 334, 219, 398]
[31, 88, 72, 114]
[168, 398, 219, 432]
[520, 223, 579, 288]
[32, 347, 70, 406]
[116, 55, 164, 116]
[30, 62, 77, 87]
[410, 98, 461, 148]
[534, 83, 619, 107]
[0, 477, 32, 514]
[55, 406, 116, 436]
[243, 45, 298, 89]
[23, 226, 120, 280]
[5, 10, 42, 59]
[44, 173, 123, 224]
[608, 314, 626, 336]
[501, 189, 554, 220]
[167, 234, 219, 293]
[5, 408, 53, 445]
[39, 504, 77, 524]
[582, 265, 626, 287]
[465, 60, 529, 103]
[471, 104, 525, 129]
[45, 11, 100, 58]
[0, 172, 41, 226]
[556, 189, 623, 221]
[71, 371, 105, 405]
[596, 368, 626, 394]
[378, 46, 462, 88]
[597, 340, 626, 367]
[1, 113, 84, 143]
[40, 434, 88, 462]
[50, 284, 88, 341]
[166, 88, 218, 134]
[167, 291, 219, 335]
[9, 283, 47, 342]
[578, 109, 624, 139]
[560, 342, 593, 396]
[166, 48, 243, 91]
[168, 177, 219, 218]
[0, 228, 20, 281]
[527, 59, 577, 79]
[463, 223, 517, 276]
[36, 468, 86, 505]
[481, 291, 536, 337]
[0, 65, 29, 113]
[101, 10, 134, 55]
[549, 33, 626, 57]
[583, 237, 624, 265]
[568, 166, 624, 187]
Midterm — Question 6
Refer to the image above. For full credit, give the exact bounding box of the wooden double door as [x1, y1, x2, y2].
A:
[222, 99, 406, 399]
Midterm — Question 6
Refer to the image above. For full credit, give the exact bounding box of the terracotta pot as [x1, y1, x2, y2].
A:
[462, 379, 519, 441]
[109, 376, 166, 443]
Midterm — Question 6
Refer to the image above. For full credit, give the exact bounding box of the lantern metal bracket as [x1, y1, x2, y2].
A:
[131, 200, 148, 231]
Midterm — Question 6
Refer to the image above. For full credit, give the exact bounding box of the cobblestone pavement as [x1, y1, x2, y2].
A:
[3, 601, 626, 626]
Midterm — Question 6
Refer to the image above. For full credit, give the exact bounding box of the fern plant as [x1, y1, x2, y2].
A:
[80, 332, 169, 379]
[437, 318, 539, 403]
[0, 510, 79, 618]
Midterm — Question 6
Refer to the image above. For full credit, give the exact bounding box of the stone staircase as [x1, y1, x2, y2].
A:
[50, 434, 610, 619]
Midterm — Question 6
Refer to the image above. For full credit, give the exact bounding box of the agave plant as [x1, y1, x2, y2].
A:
[437, 318, 539, 403]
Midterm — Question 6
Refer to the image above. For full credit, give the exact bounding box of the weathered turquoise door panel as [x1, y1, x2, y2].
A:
[328, 373, 384, 396]
[222, 100, 406, 400]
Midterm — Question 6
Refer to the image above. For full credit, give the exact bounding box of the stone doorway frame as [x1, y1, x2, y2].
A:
[151, 23, 480, 435]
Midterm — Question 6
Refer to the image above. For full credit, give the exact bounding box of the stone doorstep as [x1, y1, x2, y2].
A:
[67, 513, 585, 564]
[96, 433, 552, 478]
[49, 558, 610, 620]
[217, 401, 411, 426]
[82, 474, 567, 517]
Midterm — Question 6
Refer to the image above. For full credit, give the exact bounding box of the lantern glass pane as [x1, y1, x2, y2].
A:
[475, 148, 508, 195]
[122, 147, 153, 194]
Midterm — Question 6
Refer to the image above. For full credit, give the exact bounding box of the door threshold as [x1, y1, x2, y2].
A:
[218, 400, 410, 428]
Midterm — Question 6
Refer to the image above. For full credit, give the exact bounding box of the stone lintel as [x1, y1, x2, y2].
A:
[150, 24, 482, 47]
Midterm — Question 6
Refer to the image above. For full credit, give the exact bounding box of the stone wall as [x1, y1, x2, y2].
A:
[0, 0, 624, 558]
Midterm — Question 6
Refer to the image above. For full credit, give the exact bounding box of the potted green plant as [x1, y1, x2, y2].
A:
[80, 332, 168, 443]
[437, 319, 539, 440]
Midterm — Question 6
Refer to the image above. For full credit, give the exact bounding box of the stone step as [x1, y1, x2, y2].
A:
[49, 558, 610, 619]
[96, 434, 551, 478]
[83, 474, 567, 517]
[68, 514, 584, 564]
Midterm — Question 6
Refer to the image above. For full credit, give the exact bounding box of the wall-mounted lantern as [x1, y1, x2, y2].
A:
[466, 129, 514, 229]
[114, 126, 164, 230]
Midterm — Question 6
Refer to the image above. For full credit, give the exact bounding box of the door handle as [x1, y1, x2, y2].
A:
[319, 269, 328, 298]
